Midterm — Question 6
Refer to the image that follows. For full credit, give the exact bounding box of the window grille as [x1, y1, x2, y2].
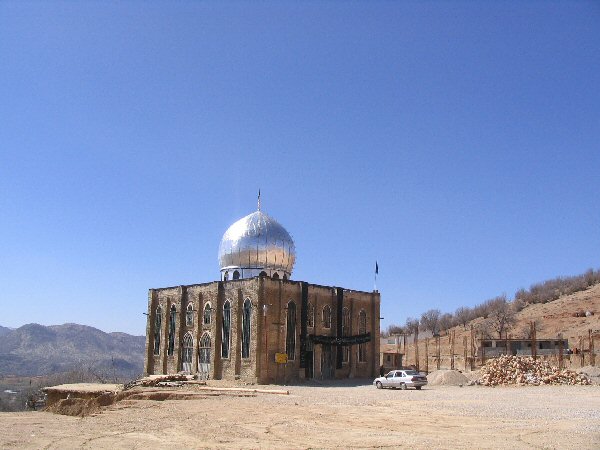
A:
[186, 303, 194, 327]
[203, 303, 211, 325]
[221, 301, 231, 358]
[358, 310, 367, 362]
[323, 305, 332, 329]
[242, 299, 251, 358]
[286, 302, 296, 360]
[153, 306, 162, 355]
[307, 303, 314, 328]
[168, 305, 176, 356]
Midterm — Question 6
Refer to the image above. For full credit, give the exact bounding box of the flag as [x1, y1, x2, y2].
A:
[375, 261, 379, 275]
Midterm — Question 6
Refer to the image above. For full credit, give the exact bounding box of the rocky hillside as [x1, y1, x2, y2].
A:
[386, 283, 600, 370]
[0, 326, 12, 337]
[0, 323, 145, 379]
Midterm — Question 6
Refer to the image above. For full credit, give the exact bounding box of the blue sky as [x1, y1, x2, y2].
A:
[1, 2, 599, 335]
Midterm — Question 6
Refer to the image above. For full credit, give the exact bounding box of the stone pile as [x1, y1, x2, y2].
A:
[479, 355, 591, 386]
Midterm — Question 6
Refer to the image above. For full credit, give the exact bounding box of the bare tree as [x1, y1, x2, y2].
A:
[454, 306, 472, 328]
[485, 295, 516, 339]
[438, 312, 454, 333]
[405, 317, 419, 335]
[386, 324, 405, 336]
[516, 319, 543, 339]
[420, 309, 441, 335]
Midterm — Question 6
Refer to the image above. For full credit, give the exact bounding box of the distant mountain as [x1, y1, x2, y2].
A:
[0, 323, 145, 379]
[0, 325, 12, 337]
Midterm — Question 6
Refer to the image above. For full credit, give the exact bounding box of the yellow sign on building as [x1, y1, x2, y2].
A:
[275, 353, 288, 364]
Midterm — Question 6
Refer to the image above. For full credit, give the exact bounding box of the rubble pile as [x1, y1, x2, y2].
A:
[124, 374, 192, 390]
[479, 355, 591, 386]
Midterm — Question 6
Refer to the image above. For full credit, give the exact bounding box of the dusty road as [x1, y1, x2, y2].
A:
[1, 381, 599, 449]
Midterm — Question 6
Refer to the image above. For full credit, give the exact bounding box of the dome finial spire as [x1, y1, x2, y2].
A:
[257, 189, 261, 211]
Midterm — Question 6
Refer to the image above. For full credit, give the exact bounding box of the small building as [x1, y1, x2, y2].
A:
[380, 336, 404, 372]
[479, 338, 569, 357]
[144, 205, 380, 383]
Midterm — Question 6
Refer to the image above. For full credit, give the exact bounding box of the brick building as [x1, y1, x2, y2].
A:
[144, 206, 380, 383]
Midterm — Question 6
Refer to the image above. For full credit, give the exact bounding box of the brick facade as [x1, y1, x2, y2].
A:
[144, 277, 380, 383]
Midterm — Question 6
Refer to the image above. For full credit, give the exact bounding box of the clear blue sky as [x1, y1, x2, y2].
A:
[1, 2, 599, 335]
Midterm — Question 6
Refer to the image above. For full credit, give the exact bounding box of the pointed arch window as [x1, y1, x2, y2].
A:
[153, 306, 162, 355]
[323, 305, 332, 329]
[182, 332, 193, 372]
[186, 303, 194, 327]
[342, 307, 350, 336]
[199, 333, 211, 364]
[286, 301, 296, 360]
[221, 301, 231, 358]
[272, 272, 280, 279]
[203, 303, 212, 325]
[233, 270, 240, 280]
[242, 299, 252, 358]
[307, 303, 314, 328]
[168, 305, 177, 356]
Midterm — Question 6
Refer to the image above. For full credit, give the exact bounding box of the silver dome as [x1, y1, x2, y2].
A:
[218, 210, 296, 279]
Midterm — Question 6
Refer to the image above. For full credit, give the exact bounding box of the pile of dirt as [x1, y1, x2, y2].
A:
[479, 355, 591, 386]
[426, 370, 470, 386]
[578, 365, 600, 384]
[45, 392, 117, 417]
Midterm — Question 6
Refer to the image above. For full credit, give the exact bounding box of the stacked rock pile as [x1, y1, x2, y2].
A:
[479, 355, 591, 386]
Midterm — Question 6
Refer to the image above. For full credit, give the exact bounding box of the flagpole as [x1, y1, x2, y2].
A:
[374, 261, 378, 292]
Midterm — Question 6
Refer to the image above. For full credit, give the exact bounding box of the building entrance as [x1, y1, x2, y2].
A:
[321, 344, 334, 379]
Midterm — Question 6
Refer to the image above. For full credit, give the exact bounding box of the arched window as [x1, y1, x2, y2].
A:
[221, 300, 231, 358]
[342, 307, 350, 336]
[259, 271, 267, 277]
[323, 305, 332, 329]
[186, 303, 194, 327]
[203, 303, 212, 325]
[182, 332, 193, 372]
[358, 310, 367, 362]
[153, 306, 162, 355]
[359, 310, 367, 333]
[199, 333, 211, 364]
[233, 270, 240, 280]
[307, 303, 314, 328]
[242, 299, 252, 358]
[167, 305, 176, 356]
[223, 271, 229, 281]
[283, 274, 288, 281]
[199, 332, 211, 378]
[286, 301, 296, 360]
[272, 272, 280, 280]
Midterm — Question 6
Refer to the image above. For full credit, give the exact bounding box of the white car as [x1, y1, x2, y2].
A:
[373, 369, 428, 390]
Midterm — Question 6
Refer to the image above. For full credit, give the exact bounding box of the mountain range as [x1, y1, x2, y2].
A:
[0, 323, 145, 379]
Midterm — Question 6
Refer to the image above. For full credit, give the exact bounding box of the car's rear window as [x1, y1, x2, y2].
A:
[404, 370, 419, 375]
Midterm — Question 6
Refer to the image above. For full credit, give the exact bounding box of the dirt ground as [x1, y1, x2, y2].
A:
[1, 380, 599, 449]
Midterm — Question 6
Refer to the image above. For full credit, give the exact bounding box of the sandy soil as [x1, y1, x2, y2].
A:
[1, 380, 599, 449]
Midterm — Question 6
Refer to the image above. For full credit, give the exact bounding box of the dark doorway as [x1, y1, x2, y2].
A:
[305, 340, 314, 378]
[321, 344, 334, 379]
